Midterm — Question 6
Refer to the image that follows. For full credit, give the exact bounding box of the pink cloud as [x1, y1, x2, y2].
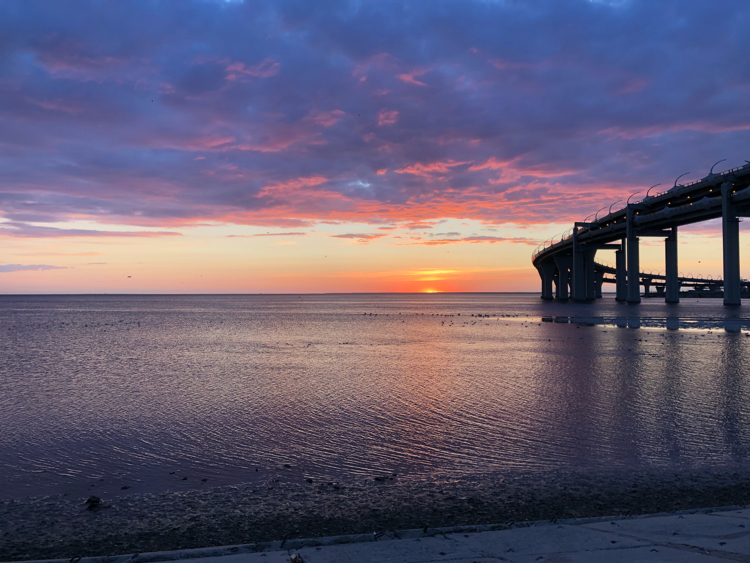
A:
[396, 68, 429, 86]
[378, 109, 399, 126]
[306, 109, 345, 127]
[402, 235, 539, 246]
[225, 58, 280, 80]
[228, 125, 326, 153]
[395, 160, 472, 177]
[257, 176, 329, 197]
[226, 231, 308, 238]
[331, 233, 387, 242]
[468, 156, 514, 171]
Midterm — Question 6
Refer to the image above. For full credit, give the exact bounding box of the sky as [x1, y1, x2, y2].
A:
[1, 0, 749, 293]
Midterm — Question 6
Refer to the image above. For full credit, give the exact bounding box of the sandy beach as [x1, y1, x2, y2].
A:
[2, 467, 748, 561]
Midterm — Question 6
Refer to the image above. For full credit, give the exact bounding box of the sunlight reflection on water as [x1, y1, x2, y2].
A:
[0, 294, 748, 499]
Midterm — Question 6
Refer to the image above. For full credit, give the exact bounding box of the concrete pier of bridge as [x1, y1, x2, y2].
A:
[553, 255, 571, 300]
[615, 241, 627, 301]
[626, 207, 640, 304]
[665, 228, 679, 303]
[722, 181, 741, 306]
[537, 261, 556, 300]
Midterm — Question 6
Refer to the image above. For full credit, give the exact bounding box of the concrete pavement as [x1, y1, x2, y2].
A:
[8, 506, 750, 563]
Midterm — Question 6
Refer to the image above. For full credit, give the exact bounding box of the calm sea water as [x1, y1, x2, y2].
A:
[1, 294, 749, 500]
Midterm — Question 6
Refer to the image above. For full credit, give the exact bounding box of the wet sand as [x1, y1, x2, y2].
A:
[1, 467, 748, 561]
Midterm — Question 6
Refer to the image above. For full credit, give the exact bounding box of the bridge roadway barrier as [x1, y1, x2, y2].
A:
[532, 161, 750, 306]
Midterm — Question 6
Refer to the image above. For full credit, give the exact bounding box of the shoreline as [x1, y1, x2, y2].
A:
[4, 504, 749, 563]
[2, 467, 749, 561]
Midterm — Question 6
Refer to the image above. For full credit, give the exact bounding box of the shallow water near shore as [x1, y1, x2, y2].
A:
[1, 293, 749, 502]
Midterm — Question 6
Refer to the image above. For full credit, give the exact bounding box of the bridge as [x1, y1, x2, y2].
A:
[531, 160, 750, 306]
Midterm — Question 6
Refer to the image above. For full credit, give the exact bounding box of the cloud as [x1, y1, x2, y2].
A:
[0, 222, 182, 238]
[377, 109, 399, 126]
[225, 58, 280, 80]
[330, 233, 387, 241]
[402, 235, 540, 246]
[0, 0, 747, 233]
[0, 264, 67, 272]
[226, 231, 307, 237]
[396, 68, 429, 87]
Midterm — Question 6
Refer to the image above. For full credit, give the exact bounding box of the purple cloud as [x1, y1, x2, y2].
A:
[0, 0, 748, 232]
[0, 264, 67, 272]
[0, 222, 182, 238]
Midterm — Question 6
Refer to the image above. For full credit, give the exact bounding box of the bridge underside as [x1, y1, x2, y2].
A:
[537, 252, 750, 303]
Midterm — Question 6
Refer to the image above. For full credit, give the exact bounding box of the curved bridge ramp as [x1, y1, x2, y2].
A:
[532, 161, 750, 305]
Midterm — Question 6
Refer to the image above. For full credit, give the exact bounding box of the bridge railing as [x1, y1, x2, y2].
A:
[532, 227, 574, 262]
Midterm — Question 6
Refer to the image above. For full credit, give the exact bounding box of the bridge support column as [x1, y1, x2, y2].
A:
[595, 270, 604, 298]
[537, 261, 556, 300]
[554, 271, 560, 299]
[584, 248, 597, 300]
[665, 227, 679, 303]
[554, 255, 572, 300]
[643, 279, 651, 296]
[571, 228, 586, 301]
[626, 207, 641, 303]
[615, 240, 627, 302]
[722, 181, 741, 306]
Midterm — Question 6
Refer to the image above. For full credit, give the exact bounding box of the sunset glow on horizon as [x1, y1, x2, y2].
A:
[1, 1, 748, 293]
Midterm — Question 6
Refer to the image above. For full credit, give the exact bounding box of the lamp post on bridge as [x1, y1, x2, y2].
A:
[646, 183, 661, 198]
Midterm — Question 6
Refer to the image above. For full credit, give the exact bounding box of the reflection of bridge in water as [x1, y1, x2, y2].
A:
[532, 161, 750, 306]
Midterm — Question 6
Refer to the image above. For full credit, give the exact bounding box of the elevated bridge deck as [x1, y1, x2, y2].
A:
[532, 161, 750, 305]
